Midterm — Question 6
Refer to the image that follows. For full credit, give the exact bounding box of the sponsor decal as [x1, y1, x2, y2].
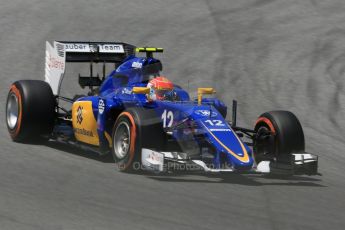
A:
[121, 88, 132, 95]
[65, 43, 90, 52]
[64, 43, 124, 53]
[76, 106, 83, 124]
[148, 151, 164, 162]
[209, 128, 232, 132]
[194, 110, 217, 117]
[73, 128, 94, 137]
[99, 44, 124, 53]
[56, 43, 65, 57]
[98, 99, 105, 114]
[48, 56, 64, 70]
[131, 61, 143, 68]
[89, 44, 98, 53]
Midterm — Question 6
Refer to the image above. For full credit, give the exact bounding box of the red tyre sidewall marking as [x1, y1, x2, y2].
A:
[9, 85, 23, 138]
[255, 117, 276, 134]
[115, 112, 137, 170]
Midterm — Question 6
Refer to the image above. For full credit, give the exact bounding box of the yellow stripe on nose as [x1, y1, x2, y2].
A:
[203, 123, 250, 163]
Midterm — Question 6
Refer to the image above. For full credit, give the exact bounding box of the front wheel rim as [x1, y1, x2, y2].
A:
[254, 126, 276, 159]
[7, 92, 19, 130]
[114, 121, 131, 159]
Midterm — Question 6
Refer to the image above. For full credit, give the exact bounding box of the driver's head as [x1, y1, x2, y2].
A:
[147, 76, 174, 101]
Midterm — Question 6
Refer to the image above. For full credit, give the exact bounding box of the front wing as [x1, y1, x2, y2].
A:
[141, 148, 318, 175]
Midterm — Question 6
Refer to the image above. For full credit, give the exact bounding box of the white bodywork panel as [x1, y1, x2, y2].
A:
[45, 41, 66, 95]
[256, 161, 271, 173]
[293, 153, 317, 164]
[141, 148, 164, 172]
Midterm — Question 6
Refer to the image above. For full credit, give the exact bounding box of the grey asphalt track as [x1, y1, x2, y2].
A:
[1, 0, 345, 229]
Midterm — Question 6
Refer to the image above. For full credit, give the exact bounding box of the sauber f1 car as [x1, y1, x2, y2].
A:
[6, 41, 318, 175]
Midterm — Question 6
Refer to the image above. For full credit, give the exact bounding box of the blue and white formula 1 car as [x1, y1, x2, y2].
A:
[6, 41, 318, 175]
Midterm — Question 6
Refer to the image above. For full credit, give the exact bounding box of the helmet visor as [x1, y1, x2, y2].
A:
[156, 89, 171, 98]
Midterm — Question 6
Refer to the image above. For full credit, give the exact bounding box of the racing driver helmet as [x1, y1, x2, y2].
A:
[147, 76, 174, 101]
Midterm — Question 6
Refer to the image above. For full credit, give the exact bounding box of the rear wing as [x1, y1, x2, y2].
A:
[58, 41, 135, 63]
[45, 41, 135, 95]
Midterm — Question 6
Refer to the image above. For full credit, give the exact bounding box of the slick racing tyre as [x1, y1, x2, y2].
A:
[111, 107, 165, 172]
[6, 80, 56, 142]
[253, 110, 305, 163]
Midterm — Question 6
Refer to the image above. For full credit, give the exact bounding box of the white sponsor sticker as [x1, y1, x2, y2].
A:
[45, 41, 66, 95]
[194, 110, 217, 117]
[65, 43, 91, 52]
[141, 148, 164, 172]
[131, 61, 143, 68]
[209, 128, 231, 132]
[121, 88, 132, 94]
[98, 99, 105, 114]
[99, 44, 124, 53]
[64, 43, 124, 53]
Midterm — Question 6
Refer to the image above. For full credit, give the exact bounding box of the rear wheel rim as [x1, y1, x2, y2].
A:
[114, 121, 131, 159]
[7, 92, 19, 130]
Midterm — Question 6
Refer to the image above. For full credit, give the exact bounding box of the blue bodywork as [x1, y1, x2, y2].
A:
[78, 55, 254, 170]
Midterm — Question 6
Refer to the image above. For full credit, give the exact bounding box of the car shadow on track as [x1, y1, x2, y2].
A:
[145, 172, 325, 187]
[44, 140, 114, 163]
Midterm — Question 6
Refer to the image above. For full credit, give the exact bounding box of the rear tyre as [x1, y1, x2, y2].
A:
[254, 111, 305, 163]
[6, 80, 56, 142]
[111, 108, 165, 172]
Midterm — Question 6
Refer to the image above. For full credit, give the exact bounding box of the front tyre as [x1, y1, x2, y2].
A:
[112, 111, 139, 172]
[111, 108, 166, 172]
[254, 111, 305, 163]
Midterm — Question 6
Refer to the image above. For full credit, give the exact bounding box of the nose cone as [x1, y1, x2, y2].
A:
[199, 118, 254, 169]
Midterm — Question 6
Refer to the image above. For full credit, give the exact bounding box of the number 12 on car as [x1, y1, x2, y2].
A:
[204, 119, 225, 126]
[161, 109, 174, 128]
